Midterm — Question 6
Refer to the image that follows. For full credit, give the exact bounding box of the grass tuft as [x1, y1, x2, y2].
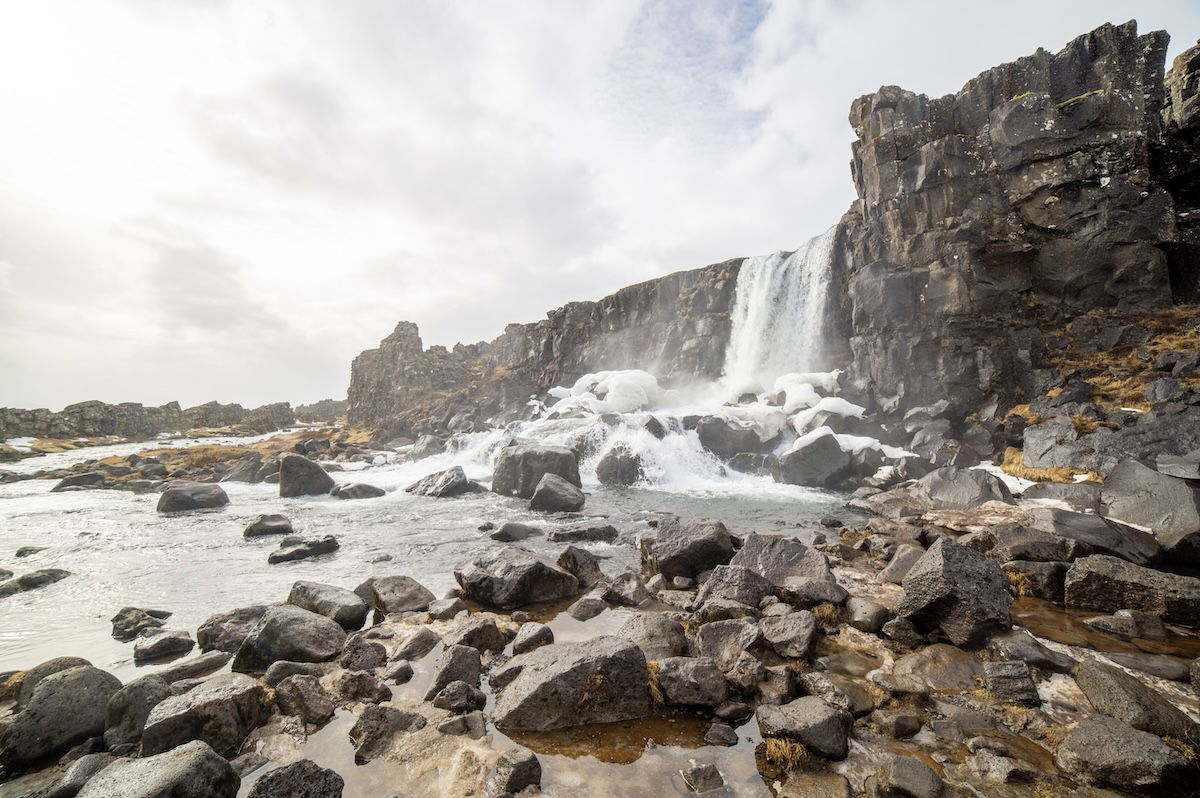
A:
[811, 602, 843, 634]
[1000, 447, 1101, 485]
[646, 661, 664, 705]
[762, 738, 810, 771]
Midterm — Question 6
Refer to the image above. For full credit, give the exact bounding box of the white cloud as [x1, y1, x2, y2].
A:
[0, 0, 1197, 409]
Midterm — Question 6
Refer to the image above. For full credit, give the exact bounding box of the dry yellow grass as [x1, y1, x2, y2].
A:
[1165, 735, 1198, 762]
[646, 661, 664, 705]
[1000, 447, 1101, 485]
[761, 738, 810, 771]
[1006, 569, 1034, 598]
[1005, 404, 1043, 425]
[811, 602, 843, 634]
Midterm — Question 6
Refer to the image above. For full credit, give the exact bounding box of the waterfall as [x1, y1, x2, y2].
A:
[722, 225, 837, 395]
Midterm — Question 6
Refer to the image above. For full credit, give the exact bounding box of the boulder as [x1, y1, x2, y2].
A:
[643, 515, 734, 579]
[756, 696, 853, 759]
[0, 665, 121, 769]
[0, 568, 71, 599]
[423, 645, 482, 701]
[232, 605, 347, 673]
[9, 656, 93, 709]
[879, 544, 926, 584]
[486, 749, 542, 796]
[348, 705, 426, 764]
[405, 466, 475, 498]
[355, 575, 436, 615]
[888, 644, 983, 693]
[110, 607, 169, 641]
[263, 661, 326, 688]
[771, 430, 852, 487]
[548, 524, 618, 543]
[847, 597, 888, 633]
[1054, 716, 1187, 790]
[392, 627, 439, 661]
[615, 613, 688, 660]
[983, 661, 1039, 704]
[133, 630, 196, 662]
[695, 618, 760, 671]
[697, 415, 777, 461]
[556, 545, 605, 588]
[76, 740, 239, 798]
[339, 637, 387, 671]
[1074, 659, 1197, 738]
[760, 611, 817, 659]
[596, 444, 644, 486]
[730, 533, 832, 585]
[528, 473, 585, 512]
[330, 482, 386, 500]
[916, 467, 1013, 510]
[1101, 459, 1200, 564]
[867, 756, 943, 798]
[242, 514, 293, 537]
[491, 443, 581, 499]
[656, 657, 728, 707]
[693, 564, 774, 608]
[1084, 608, 1167, 639]
[432, 680, 486, 714]
[492, 637, 650, 731]
[278, 454, 335, 498]
[490, 521, 542, 542]
[270, 676, 331, 724]
[513, 622, 554, 655]
[43, 752, 116, 798]
[154, 651, 232, 684]
[601, 571, 651, 606]
[287, 581, 368, 630]
[442, 617, 507, 654]
[156, 482, 230, 513]
[427, 597, 466, 621]
[333, 670, 391, 704]
[246, 759, 344, 798]
[1064, 555, 1200, 624]
[197, 605, 268, 653]
[894, 537, 1013, 646]
[104, 675, 172, 750]
[140, 673, 267, 757]
[454, 546, 579, 609]
[268, 535, 339, 564]
[986, 630, 1075, 674]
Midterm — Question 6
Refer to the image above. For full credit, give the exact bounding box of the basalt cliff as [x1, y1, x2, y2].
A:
[349, 21, 1200, 441]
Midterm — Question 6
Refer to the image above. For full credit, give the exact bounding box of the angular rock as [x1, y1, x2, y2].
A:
[760, 611, 816, 659]
[133, 630, 196, 662]
[263, 661, 326, 688]
[879, 544, 927, 584]
[695, 618, 760, 671]
[278, 454, 335, 497]
[154, 651, 231, 684]
[157, 481, 230, 513]
[615, 613, 687, 660]
[846, 597, 888, 633]
[596, 444, 644, 486]
[423, 644, 482, 701]
[232, 605, 347, 673]
[889, 644, 982, 693]
[486, 749, 542, 796]
[242, 514, 293, 538]
[513, 622, 554, 655]
[492, 637, 650, 731]
[868, 756, 942, 798]
[197, 605, 268, 653]
[0, 665, 121, 769]
[392, 627, 439, 661]
[268, 535, 339, 564]
[43, 752, 116, 798]
[110, 606, 169, 641]
[76, 740, 239, 798]
[644, 515, 734, 579]
[454, 546, 578, 609]
[442, 617, 506, 654]
[556, 545, 605, 588]
[1074, 659, 1197, 738]
[246, 759, 344, 798]
[548, 523, 618, 543]
[140, 673, 266, 757]
[432, 680, 486, 714]
[355, 574, 436, 615]
[656, 657, 727, 707]
[339, 637, 387, 671]
[601, 571, 651, 607]
[1084, 608, 1167, 639]
[1101, 459, 1200, 564]
[0, 567, 72, 600]
[529, 472, 585, 512]
[693, 564, 773, 608]
[986, 629, 1075, 674]
[771, 430, 853, 488]
[427, 597, 466, 621]
[274, 675, 334, 725]
[756, 696, 853, 759]
[104, 675, 172, 750]
[333, 670, 391, 705]
[730, 533, 832, 586]
[287, 581, 368, 631]
[916, 466, 1013, 510]
[330, 482, 386, 500]
[348, 704, 426, 764]
[405, 466, 474, 498]
[1054, 715, 1187, 791]
[491, 443, 581, 499]
[1064, 554, 1200, 624]
[490, 521, 541, 542]
[983, 661, 1039, 704]
[895, 537, 1013, 646]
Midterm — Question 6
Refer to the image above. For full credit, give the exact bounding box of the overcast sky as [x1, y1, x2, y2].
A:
[1, 1, 1197, 411]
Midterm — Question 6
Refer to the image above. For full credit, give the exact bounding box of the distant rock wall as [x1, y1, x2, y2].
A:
[0, 399, 296, 441]
[347, 260, 741, 436]
[837, 21, 1183, 415]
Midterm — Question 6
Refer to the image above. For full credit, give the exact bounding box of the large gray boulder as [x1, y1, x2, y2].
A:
[232, 605, 347, 673]
[1064, 555, 1200, 624]
[140, 673, 267, 757]
[656, 657, 727, 707]
[596, 444, 644, 486]
[454, 546, 578, 609]
[1074, 659, 1198, 738]
[197, 605, 268, 653]
[423, 645, 482, 701]
[760, 610, 817, 659]
[0, 568, 72, 599]
[405, 465, 476, 498]
[491, 443, 581, 499]
[894, 537, 1012, 646]
[76, 740, 239, 798]
[349, 705, 427, 764]
[756, 696, 853, 759]
[0, 665, 121, 769]
[1054, 716, 1187, 791]
[693, 564, 774, 608]
[278, 454, 335, 498]
[492, 637, 650, 731]
[916, 467, 1013, 510]
[695, 618, 760, 672]
[1101, 459, 1200, 565]
[11, 656, 92, 709]
[355, 575, 436, 615]
[771, 430, 852, 488]
[287, 581, 368, 630]
[243, 514, 293, 538]
[642, 515, 734, 579]
[156, 481, 230, 513]
[615, 613, 688, 661]
[104, 675, 172, 750]
[730, 533, 833, 585]
[528, 473, 585, 512]
[246, 759, 344, 798]
[1024, 506, 1161, 566]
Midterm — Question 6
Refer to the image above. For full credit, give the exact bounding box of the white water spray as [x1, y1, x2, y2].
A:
[722, 226, 837, 396]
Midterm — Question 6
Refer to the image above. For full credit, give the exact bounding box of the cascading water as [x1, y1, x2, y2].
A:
[722, 226, 837, 395]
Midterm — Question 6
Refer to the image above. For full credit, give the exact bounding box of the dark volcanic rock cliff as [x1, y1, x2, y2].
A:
[348, 260, 741, 435]
[0, 399, 295, 442]
[349, 21, 1200, 434]
[837, 21, 1181, 414]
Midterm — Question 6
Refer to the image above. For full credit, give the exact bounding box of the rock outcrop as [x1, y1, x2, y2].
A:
[0, 399, 294, 441]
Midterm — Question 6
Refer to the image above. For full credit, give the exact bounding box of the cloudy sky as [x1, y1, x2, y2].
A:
[1, 1, 1197, 410]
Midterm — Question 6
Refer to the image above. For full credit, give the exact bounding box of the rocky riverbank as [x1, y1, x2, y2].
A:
[2, 439, 1199, 796]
